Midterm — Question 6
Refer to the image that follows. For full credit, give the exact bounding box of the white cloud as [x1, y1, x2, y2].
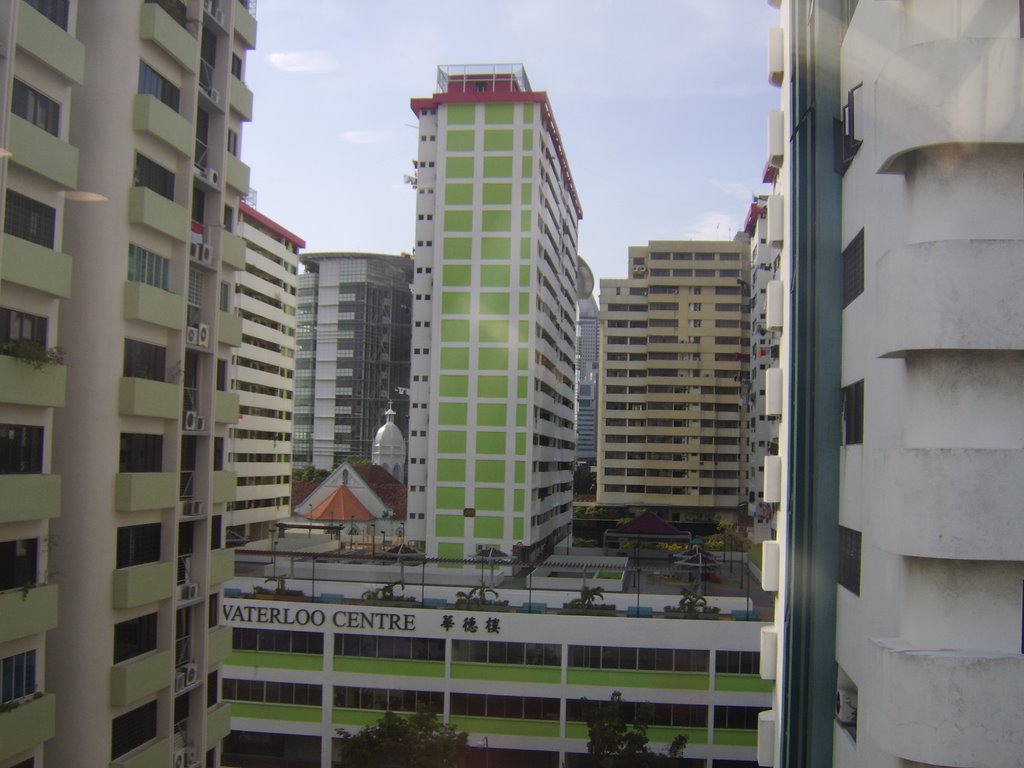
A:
[685, 211, 741, 240]
[339, 130, 391, 146]
[266, 51, 340, 74]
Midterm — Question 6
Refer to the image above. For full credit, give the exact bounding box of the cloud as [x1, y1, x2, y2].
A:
[339, 130, 391, 146]
[685, 211, 741, 240]
[266, 51, 340, 74]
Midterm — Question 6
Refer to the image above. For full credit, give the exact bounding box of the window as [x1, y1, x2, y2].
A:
[715, 650, 760, 675]
[11, 80, 60, 136]
[224, 679, 322, 706]
[137, 62, 180, 112]
[332, 686, 443, 714]
[127, 244, 170, 291]
[842, 380, 864, 445]
[1, 650, 37, 703]
[4, 191, 56, 248]
[23, 0, 68, 29]
[116, 524, 162, 569]
[111, 700, 157, 760]
[123, 340, 166, 382]
[842, 229, 864, 308]
[227, 129, 239, 157]
[0, 307, 47, 347]
[233, 628, 323, 654]
[0, 538, 38, 590]
[114, 613, 158, 663]
[231, 54, 243, 79]
[451, 640, 560, 666]
[119, 433, 163, 472]
[334, 633, 444, 662]
[219, 281, 230, 312]
[838, 526, 862, 595]
[134, 153, 175, 200]
[0, 424, 44, 474]
[450, 693, 559, 721]
[713, 705, 761, 730]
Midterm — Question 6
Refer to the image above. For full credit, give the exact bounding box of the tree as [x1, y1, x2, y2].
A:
[454, 583, 498, 609]
[335, 707, 467, 768]
[582, 691, 687, 767]
[574, 465, 596, 495]
[569, 585, 605, 610]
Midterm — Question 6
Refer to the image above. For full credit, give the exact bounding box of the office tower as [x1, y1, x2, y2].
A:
[293, 252, 413, 470]
[0, 1, 81, 764]
[226, 202, 302, 543]
[596, 240, 750, 526]
[405, 64, 584, 561]
[575, 293, 599, 465]
[0, 2, 261, 766]
[758, 2, 1024, 767]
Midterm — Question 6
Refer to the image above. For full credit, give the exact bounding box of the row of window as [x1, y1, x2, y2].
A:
[451, 639, 560, 666]
[333, 632, 446, 662]
[567, 645, 709, 673]
[224, 678, 323, 707]
[0, 650, 36, 704]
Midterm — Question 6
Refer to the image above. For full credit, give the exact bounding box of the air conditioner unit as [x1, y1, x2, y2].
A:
[185, 663, 199, 685]
[186, 326, 199, 345]
[213, 8, 225, 26]
[200, 244, 213, 263]
[208, 169, 219, 186]
[174, 748, 188, 768]
[184, 411, 198, 431]
[183, 501, 203, 517]
[174, 669, 187, 693]
[836, 690, 858, 726]
[208, 87, 220, 105]
[180, 582, 199, 601]
[196, 417, 207, 432]
[189, 241, 203, 260]
[197, 323, 211, 348]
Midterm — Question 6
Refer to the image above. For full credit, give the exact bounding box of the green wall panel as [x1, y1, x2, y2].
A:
[513, 517, 524, 539]
[445, 184, 474, 205]
[481, 237, 511, 260]
[442, 265, 471, 286]
[444, 210, 473, 231]
[513, 489, 525, 512]
[451, 662, 558, 684]
[522, 130, 534, 150]
[484, 129, 514, 150]
[566, 668, 710, 690]
[473, 515, 504, 538]
[518, 321, 530, 342]
[441, 292, 471, 314]
[477, 375, 508, 398]
[517, 348, 529, 369]
[227, 651, 322, 671]
[519, 293, 530, 313]
[521, 156, 533, 176]
[438, 431, 467, 453]
[520, 210, 532, 230]
[481, 265, 510, 287]
[441, 319, 470, 342]
[514, 462, 526, 483]
[437, 542, 464, 561]
[333, 657, 445, 678]
[475, 460, 506, 483]
[446, 157, 474, 178]
[478, 348, 509, 369]
[523, 103, 534, 121]
[484, 104, 514, 123]
[436, 514, 465, 537]
[478, 320, 509, 343]
[229, 703, 321, 723]
[438, 402, 468, 425]
[514, 433, 527, 455]
[447, 104, 476, 124]
[474, 490, 504, 514]
[482, 210, 512, 231]
[436, 459, 466, 482]
[440, 348, 470, 369]
[517, 377, 528, 397]
[521, 184, 533, 204]
[440, 375, 469, 397]
[443, 237, 472, 259]
[516, 404, 527, 427]
[482, 182, 512, 204]
[436, 486, 465, 510]
[519, 265, 532, 284]
[447, 129, 475, 150]
[715, 674, 775, 693]
[714, 729, 758, 747]
[520, 238, 531, 259]
[476, 432, 506, 454]
[477, 403, 507, 426]
[483, 156, 513, 177]
[479, 293, 510, 314]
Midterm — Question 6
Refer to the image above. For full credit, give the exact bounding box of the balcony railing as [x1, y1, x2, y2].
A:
[179, 470, 195, 500]
[145, 0, 188, 29]
[175, 635, 193, 667]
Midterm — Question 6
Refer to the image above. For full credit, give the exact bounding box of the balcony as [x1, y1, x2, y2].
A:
[1, 234, 72, 298]
[214, 390, 240, 424]
[872, 637, 1024, 766]
[0, 692, 56, 763]
[0, 353, 66, 408]
[123, 281, 184, 330]
[208, 625, 233, 666]
[115, 472, 179, 512]
[871, 447, 1024, 561]
[129, 187, 190, 242]
[119, 377, 180, 420]
[875, 240, 1024, 358]
[0, 474, 61, 524]
[225, 154, 251, 193]
[112, 560, 175, 609]
[16, 3, 84, 83]
[206, 703, 232, 750]
[139, 2, 198, 72]
[230, 77, 254, 121]
[0, 583, 58, 643]
[132, 94, 192, 156]
[220, 231, 246, 270]
[109, 736, 170, 768]
[9, 114, 78, 188]
[233, 0, 257, 48]
[110, 650, 172, 707]
[218, 311, 242, 347]
[209, 547, 235, 585]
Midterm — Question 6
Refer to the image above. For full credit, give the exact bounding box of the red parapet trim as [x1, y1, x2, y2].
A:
[743, 202, 766, 235]
[239, 202, 306, 249]
[409, 90, 584, 220]
[762, 161, 778, 184]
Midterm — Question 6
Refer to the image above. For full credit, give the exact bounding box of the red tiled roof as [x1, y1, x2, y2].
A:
[291, 480, 320, 508]
[307, 486, 375, 522]
[353, 464, 408, 520]
[611, 511, 683, 536]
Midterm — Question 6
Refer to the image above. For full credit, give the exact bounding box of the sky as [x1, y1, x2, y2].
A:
[242, 0, 779, 286]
